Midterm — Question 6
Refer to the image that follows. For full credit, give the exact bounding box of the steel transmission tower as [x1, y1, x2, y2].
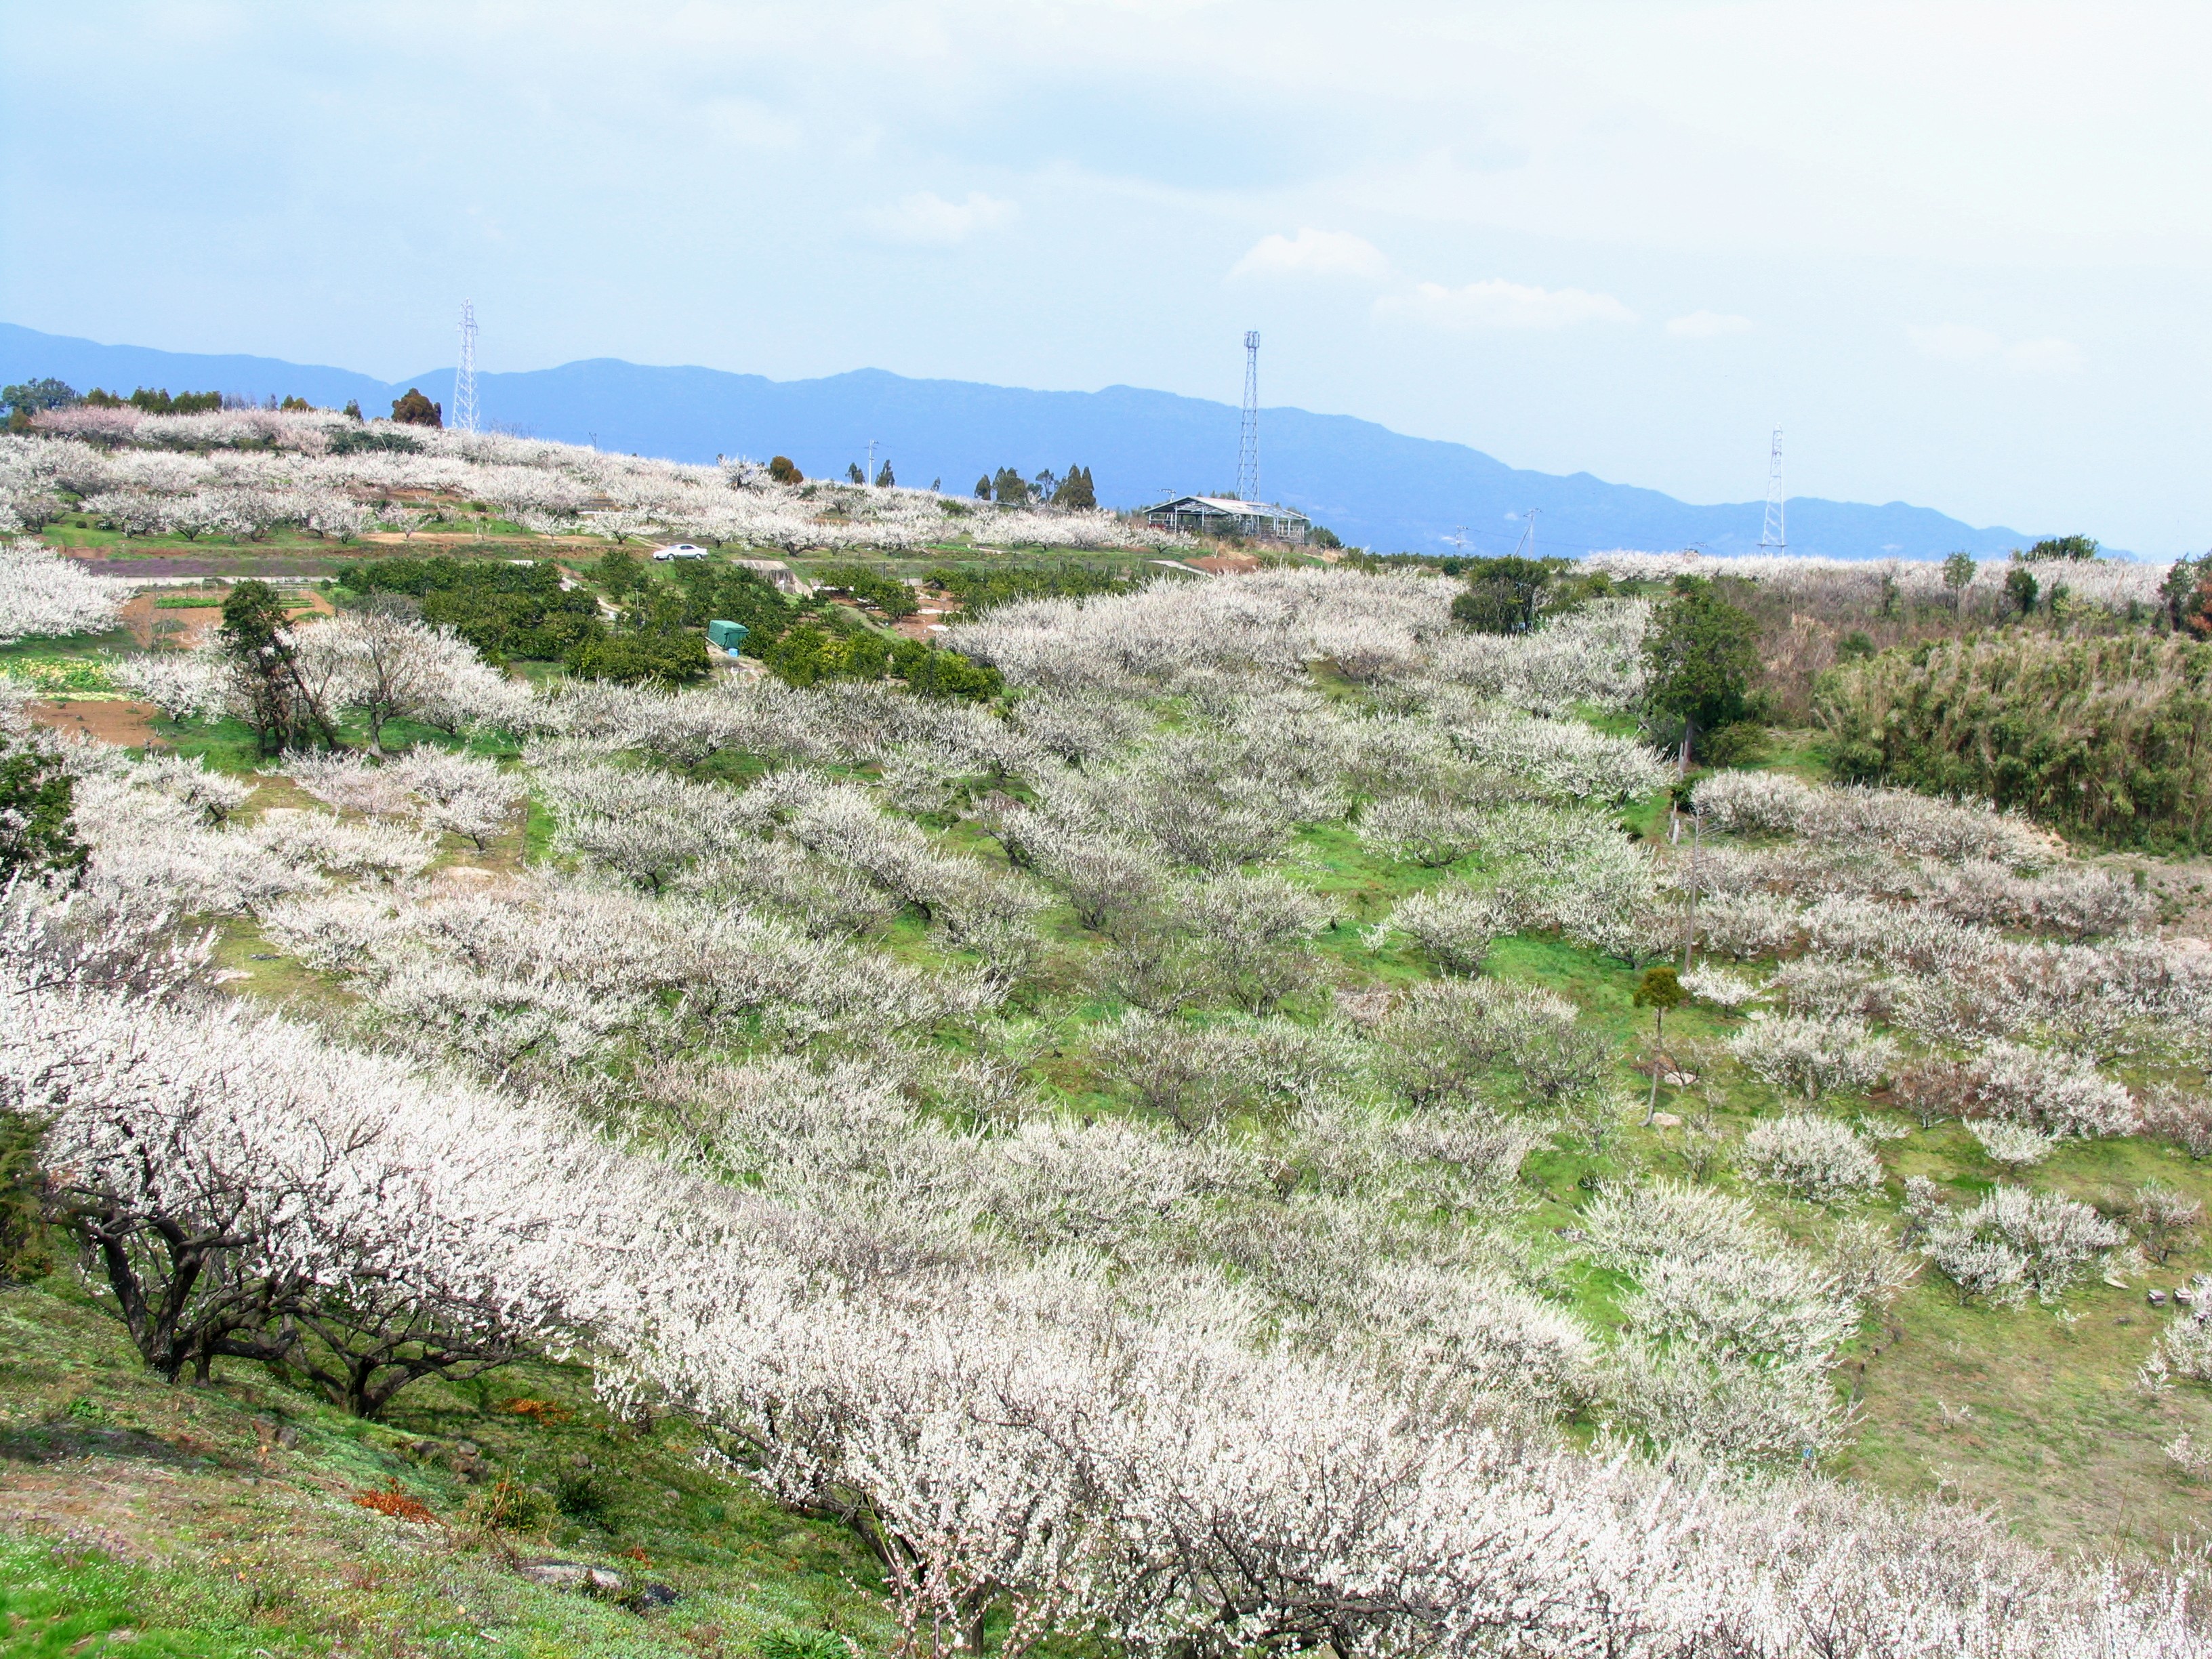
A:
[1237, 331, 1260, 501]
[1758, 428, 1785, 552]
[453, 300, 480, 435]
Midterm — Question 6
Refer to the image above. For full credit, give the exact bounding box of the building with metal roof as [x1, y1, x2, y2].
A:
[1142, 495, 1312, 542]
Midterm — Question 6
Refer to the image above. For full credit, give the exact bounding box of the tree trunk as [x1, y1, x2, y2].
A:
[1644, 1008, 1664, 1124]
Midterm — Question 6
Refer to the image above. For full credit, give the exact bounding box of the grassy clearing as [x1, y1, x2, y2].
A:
[0, 1283, 890, 1658]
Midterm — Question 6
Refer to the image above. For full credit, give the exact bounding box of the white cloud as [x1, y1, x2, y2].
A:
[858, 190, 1017, 245]
[1229, 227, 1390, 281]
[1666, 310, 1755, 338]
[1909, 323, 2083, 375]
[1380, 278, 1636, 330]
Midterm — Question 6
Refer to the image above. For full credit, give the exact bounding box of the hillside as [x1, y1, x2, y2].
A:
[4, 506, 2212, 1654]
[0, 321, 2049, 560]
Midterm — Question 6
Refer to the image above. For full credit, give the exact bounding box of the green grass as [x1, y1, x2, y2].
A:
[0, 1535, 274, 1658]
[1265, 794, 2212, 1547]
[0, 1282, 892, 1657]
[20, 624, 2212, 1561]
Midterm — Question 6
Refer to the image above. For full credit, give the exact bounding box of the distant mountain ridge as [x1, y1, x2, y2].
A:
[0, 321, 2051, 560]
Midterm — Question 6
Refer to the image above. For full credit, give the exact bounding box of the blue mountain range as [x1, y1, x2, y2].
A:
[1, 321, 2048, 560]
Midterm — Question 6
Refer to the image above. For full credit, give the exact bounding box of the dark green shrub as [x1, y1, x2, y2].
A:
[567, 630, 711, 687]
[0, 729, 86, 881]
[1698, 721, 1769, 769]
[390, 388, 442, 428]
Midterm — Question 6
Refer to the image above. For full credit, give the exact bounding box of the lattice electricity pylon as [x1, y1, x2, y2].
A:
[1758, 427, 1785, 552]
[453, 300, 480, 435]
[1237, 331, 1260, 501]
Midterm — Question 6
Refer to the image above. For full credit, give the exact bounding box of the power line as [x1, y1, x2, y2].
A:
[453, 300, 480, 435]
[1237, 331, 1259, 502]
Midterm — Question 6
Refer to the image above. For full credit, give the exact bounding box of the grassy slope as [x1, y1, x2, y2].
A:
[0, 1284, 888, 1659]
[10, 597, 2212, 1643]
[1290, 792, 2212, 1553]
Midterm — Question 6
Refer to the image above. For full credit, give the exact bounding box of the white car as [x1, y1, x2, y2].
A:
[652, 543, 712, 561]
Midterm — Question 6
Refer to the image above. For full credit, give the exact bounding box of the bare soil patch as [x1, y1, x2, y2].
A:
[29, 699, 157, 747]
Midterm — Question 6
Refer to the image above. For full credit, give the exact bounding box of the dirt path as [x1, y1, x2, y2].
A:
[28, 699, 157, 747]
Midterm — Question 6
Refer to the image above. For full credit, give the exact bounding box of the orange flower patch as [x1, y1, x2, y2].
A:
[352, 1481, 440, 1524]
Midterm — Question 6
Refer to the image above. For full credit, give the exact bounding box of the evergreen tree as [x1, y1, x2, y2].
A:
[2024, 534, 2100, 562]
[1450, 556, 1553, 634]
[2162, 552, 2212, 639]
[1942, 552, 1976, 611]
[1643, 576, 1758, 769]
[769, 455, 804, 485]
[875, 459, 895, 487]
[0, 377, 77, 415]
[975, 475, 992, 499]
[0, 728, 86, 883]
[1632, 966, 1689, 1122]
[847, 462, 865, 484]
[1052, 466, 1097, 510]
[595, 546, 640, 599]
[390, 388, 443, 428]
[220, 580, 340, 754]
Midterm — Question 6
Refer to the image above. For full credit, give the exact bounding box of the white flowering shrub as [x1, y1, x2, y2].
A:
[1967, 1119, 2057, 1169]
[1692, 890, 1805, 960]
[1959, 1040, 2139, 1138]
[2160, 1307, 2212, 1385]
[1578, 1179, 1862, 1462]
[1385, 884, 1496, 975]
[0, 541, 122, 642]
[106, 643, 230, 722]
[1425, 699, 1671, 800]
[1693, 769, 2050, 867]
[1424, 598, 1652, 713]
[1374, 977, 1606, 1111]
[1679, 962, 1765, 1007]
[1741, 1114, 1885, 1204]
[1357, 791, 1488, 867]
[1922, 1185, 2123, 1305]
[1729, 1013, 1896, 1100]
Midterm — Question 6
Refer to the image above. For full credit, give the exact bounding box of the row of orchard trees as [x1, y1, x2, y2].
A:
[6, 874, 2200, 1659]
[5, 561, 2212, 1652]
[1, 412, 1172, 553]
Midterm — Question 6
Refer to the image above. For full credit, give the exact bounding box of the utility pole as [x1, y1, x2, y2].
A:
[1511, 508, 1540, 560]
[1683, 805, 1702, 974]
[453, 300, 479, 435]
[867, 438, 877, 485]
[1237, 331, 1260, 502]
[1758, 428, 1786, 552]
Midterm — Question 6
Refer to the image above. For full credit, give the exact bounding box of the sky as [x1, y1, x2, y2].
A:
[4, 1, 2209, 553]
